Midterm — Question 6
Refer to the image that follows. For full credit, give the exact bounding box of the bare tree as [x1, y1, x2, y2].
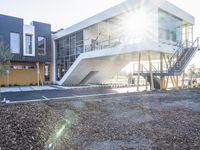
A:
[187, 64, 197, 79]
[0, 41, 13, 101]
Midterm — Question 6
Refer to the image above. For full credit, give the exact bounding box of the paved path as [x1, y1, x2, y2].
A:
[0, 86, 57, 93]
[2, 87, 138, 102]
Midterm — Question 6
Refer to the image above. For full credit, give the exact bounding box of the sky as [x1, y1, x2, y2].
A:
[0, 0, 199, 34]
[0, 0, 124, 31]
[0, 0, 199, 68]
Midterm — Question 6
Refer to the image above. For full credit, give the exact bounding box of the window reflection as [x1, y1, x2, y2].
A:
[38, 37, 46, 55]
[25, 34, 33, 55]
[159, 10, 182, 46]
[55, 31, 83, 80]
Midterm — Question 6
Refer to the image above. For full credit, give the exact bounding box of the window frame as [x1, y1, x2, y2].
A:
[38, 36, 46, 56]
[158, 9, 182, 46]
[10, 32, 20, 54]
[24, 34, 34, 56]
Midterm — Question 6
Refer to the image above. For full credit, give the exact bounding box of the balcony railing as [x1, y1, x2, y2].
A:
[84, 37, 122, 52]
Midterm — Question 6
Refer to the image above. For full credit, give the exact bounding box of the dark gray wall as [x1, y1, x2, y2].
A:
[32, 21, 51, 62]
[0, 14, 24, 61]
[0, 14, 52, 63]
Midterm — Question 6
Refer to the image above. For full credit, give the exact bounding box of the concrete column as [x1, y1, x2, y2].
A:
[52, 40, 57, 84]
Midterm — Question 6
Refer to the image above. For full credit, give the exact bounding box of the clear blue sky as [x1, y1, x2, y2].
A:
[0, 0, 199, 67]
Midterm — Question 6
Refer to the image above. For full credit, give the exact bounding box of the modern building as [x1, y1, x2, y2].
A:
[0, 14, 52, 86]
[0, 0, 199, 89]
[52, 0, 198, 89]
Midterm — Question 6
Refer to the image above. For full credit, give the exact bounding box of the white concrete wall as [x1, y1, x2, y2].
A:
[57, 40, 178, 85]
[52, 39, 57, 83]
[23, 25, 35, 56]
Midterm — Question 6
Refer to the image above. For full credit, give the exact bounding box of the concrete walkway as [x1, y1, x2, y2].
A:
[0, 86, 57, 93]
[0, 84, 147, 94]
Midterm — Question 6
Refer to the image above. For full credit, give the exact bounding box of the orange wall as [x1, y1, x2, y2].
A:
[0, 62, 52, 86]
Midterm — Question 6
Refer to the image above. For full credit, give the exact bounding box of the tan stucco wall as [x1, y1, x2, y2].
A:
[0, 62, 52, 86]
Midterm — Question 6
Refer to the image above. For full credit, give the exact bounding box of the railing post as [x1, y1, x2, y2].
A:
[148, 51, 154, 90]
[160, 53, 165, 90]
[137, 52, 141, 92]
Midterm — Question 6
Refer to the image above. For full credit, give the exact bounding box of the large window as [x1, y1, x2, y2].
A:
[25, 34, 33, 55]
[159, 10, 182, 46]
[38, 37, 46, 55]
[10, 32, 20, 53]
[55, 30, 84, 80]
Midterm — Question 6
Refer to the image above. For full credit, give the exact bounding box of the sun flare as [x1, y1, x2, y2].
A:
[121, 9, 150, 42]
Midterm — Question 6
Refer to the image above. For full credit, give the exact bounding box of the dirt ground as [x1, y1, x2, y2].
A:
[0, 89, 200, 150]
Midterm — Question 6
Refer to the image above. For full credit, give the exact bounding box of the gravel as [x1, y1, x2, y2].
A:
[0, 89, 200, 150]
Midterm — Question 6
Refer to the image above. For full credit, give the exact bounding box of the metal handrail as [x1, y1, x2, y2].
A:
[151, 65, 159, 73]
[137, 64, 159, 74]
[84, 37, 122, 52]
[169, 41, 185, 67]
[168, 37, 199, 73]
[141, 64, 149, 73]
[84, 35, 144, 52]
[177, 37, 199, 69]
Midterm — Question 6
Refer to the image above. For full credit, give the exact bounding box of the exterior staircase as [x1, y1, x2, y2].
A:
[134, 37, 200, 89]
[168, 42, 199, 75]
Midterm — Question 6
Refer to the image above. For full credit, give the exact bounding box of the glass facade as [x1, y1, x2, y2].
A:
[83, 20, 122, 52]
[56, 30, 83, 80]
[159, 10, 183, 46]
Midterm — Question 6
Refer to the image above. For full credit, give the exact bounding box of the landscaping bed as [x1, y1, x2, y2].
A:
[0, 89, 200, 150]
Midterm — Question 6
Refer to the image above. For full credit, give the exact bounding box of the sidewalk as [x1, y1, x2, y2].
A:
[0, 84, 146, 93]
[0, 86, 57, 93]
[54, 84, 135, 90]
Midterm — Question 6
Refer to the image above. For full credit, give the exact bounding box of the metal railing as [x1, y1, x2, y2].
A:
[84, 35, 141, 52]
[171, 37, 200, 73]
[84, 37, 122, 52]
[169, 37, 199, 72]
[133, 37, 200, 76]
[84, 35, 199, 76]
